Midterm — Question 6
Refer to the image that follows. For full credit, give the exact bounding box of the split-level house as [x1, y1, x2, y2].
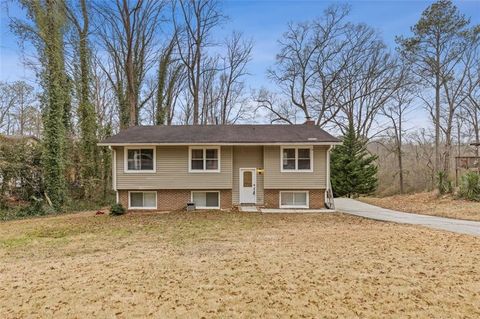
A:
[99, 122, 340, 211]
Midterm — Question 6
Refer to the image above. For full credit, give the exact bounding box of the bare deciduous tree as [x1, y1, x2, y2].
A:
[95, 0, 164, 129]
[91, 56, 118, 132]
[267, 5, 350, 126]
[332, 25, 401, 138]
[216, 32, 253, 124]
[173, 0, 225, 124]
[264, 5, 402, 138]
[0, 82, 19, 134]
[10, 82, 39, 136]
[197, 32, 253, 125]
[253, 88, 298, 124]
[381, 66, 416, 193]
[199, 56, 218, 124]
[156, 35, 185, 125]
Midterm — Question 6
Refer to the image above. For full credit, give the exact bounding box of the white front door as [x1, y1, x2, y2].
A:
[239, 168, 256, 204]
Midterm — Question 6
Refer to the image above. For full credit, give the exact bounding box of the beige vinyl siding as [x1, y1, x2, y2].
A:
[115, 146, 232, 190]
[232, 146, 264, 205]
[263, 145, 327, 189]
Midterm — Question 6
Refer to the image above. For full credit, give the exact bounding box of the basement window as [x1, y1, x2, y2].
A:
[191, 191, 220, 209]
[280, 191, 309, 208]
[129, 191, 157, 209]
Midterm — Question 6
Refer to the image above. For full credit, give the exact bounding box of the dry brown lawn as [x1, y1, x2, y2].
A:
[0, 210, 479, 318]
[360, 192, 480, 221]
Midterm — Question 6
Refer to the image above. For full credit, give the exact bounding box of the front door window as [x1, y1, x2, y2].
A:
[243, 171, 252, 187]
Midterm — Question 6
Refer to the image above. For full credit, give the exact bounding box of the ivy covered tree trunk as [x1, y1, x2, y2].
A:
[35, 0, 70, 210]
[67, 0, 99, 199]
[331, 124, 378, 198]
[156, 43, 173, 125]
[12, 0, 72, 210]
[116, 86, 129, 129]
[156, 39, 183, 126]
[100, 124, 112, 200]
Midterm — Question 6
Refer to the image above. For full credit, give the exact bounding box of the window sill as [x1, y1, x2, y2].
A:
[188, 170, 221, 173]
[280, 205, 309, 209]
[124, 170, 156, 173]
[280, 169, 313, 173]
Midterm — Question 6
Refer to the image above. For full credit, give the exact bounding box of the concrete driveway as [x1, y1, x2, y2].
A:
[335, 198, 480, 236]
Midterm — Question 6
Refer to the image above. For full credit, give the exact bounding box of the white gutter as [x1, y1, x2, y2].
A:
[326, 145, 333, 191]
[325, 145, 335, 209]
[98, 142, 342, 146]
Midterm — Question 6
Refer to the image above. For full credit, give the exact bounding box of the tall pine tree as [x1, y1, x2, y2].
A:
[331, 124, 378, 198]
[396, 0, 472, 174]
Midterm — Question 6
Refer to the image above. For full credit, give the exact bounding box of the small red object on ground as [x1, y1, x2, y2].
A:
[95, 211, 105, 215]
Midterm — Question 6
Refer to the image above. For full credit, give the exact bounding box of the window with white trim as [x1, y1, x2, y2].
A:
[129, 191, 157, 209]
[125, 148, 155, 172]
[191, 191, 220, 209]
[281, 147, 313, 171]
[189, 147, 220, 172]
[280, 191, 309, 208]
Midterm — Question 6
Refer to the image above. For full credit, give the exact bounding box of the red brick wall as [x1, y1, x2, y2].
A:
[118, 189, 323, 210]
[220, 189, 232, 210]
[264, 189, 325, 209]
[117, 189, 232, 211]
[118, 190, 129, 209]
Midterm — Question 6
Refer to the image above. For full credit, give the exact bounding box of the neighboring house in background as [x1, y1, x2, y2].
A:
[0, 135, 41, 192]
[0, 134, 40, 145]
[99, 122, 340, 211]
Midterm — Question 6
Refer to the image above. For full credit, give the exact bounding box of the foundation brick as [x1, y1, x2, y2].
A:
[117, 189, 232, 211]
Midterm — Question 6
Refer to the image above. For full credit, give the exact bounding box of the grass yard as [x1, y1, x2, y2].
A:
[0, 210, 479, 318]
[360, 192, 480, 222]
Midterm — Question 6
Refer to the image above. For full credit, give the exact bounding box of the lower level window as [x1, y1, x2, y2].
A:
[129, 191, 157, 209]
[280, 191, 308, 208]
[192, 191, 220, 209]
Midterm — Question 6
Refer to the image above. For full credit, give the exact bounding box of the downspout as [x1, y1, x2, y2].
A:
[109, 146, 118, 203]
[325, 145, 335, 209]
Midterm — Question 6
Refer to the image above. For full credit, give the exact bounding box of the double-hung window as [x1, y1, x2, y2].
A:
[189, 147, 220, 172]
[125, 147, 155, 172]
[281, 146, 313, 172]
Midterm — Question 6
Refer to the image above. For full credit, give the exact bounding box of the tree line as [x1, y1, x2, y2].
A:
[0, 0, 479, 210]
[255, 0, 479, 195]
[3, 0, 254, 211]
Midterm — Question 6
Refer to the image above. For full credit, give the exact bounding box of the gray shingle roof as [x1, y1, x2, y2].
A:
[99, 125, 340, 145]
